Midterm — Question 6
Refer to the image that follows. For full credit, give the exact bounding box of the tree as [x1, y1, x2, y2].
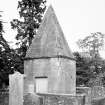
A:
[74, 51, 105, 87]
[77, 32, 104, 58]
[77, 32, 104, 74]
[77, 32, 105, 87]
[10, 0, 46, 75]
[0, 13, 24, 88]
[0, 13, 11, 88]
[0, 13, 10, 52]
[10, 0, 47, 77]
[73, 52, 92, 86]
[11, 0, 46, 57]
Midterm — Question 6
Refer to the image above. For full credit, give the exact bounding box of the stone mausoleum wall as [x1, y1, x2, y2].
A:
[24, 58, 76, 95]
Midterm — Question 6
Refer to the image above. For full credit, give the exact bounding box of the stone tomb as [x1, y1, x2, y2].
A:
[24, 5, 76, 95]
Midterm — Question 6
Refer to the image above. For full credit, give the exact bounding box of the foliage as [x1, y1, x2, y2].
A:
[74, 51, 105, 87]
[0, 15, 10, 52]
[11, 0, 46, 55]
[76, 32, 105, 87]
[0, 0, 47, 88]
[77, 32, 104, 58]
[77, 32, 105, 74]
[0, 13, 24, 88]
[0, 49, 24, 87]
[73, 52, 91, 86]
[0, 14, 10, 87]
[10, 0, 46, 75]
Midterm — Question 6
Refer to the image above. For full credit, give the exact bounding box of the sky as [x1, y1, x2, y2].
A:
[0, 0, 105, 58]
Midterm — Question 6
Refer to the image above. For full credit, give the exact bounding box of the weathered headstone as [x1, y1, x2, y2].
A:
[24, 5, 76, 95]
[9, 72, 24, 105]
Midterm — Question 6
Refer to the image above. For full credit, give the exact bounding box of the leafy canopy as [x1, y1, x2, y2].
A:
[76, 32, 105, 87]
[77, 32, 104, 57]
[11, 0, 46, 48]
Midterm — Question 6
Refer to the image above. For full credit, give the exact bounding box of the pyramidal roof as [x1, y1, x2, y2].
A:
[25, 5, 74, 59]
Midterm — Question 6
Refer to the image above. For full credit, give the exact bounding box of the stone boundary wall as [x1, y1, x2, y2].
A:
[1, 86, 105, 105]
[77, 86, 105, 100]
[0, 89, 9, 105]
[91, 86, 105, 100]
[76, 86, 105, 105]
[37, 93, 85, 105]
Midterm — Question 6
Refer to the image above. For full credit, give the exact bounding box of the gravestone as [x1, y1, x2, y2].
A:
[24, 5, 76, 95]
[9, 72, 24, 105]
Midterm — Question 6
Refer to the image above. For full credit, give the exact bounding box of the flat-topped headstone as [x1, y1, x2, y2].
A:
[9, 72, 24, 105]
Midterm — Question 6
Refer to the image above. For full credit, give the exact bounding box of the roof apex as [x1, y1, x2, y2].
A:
[25, 5, 74, 60]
